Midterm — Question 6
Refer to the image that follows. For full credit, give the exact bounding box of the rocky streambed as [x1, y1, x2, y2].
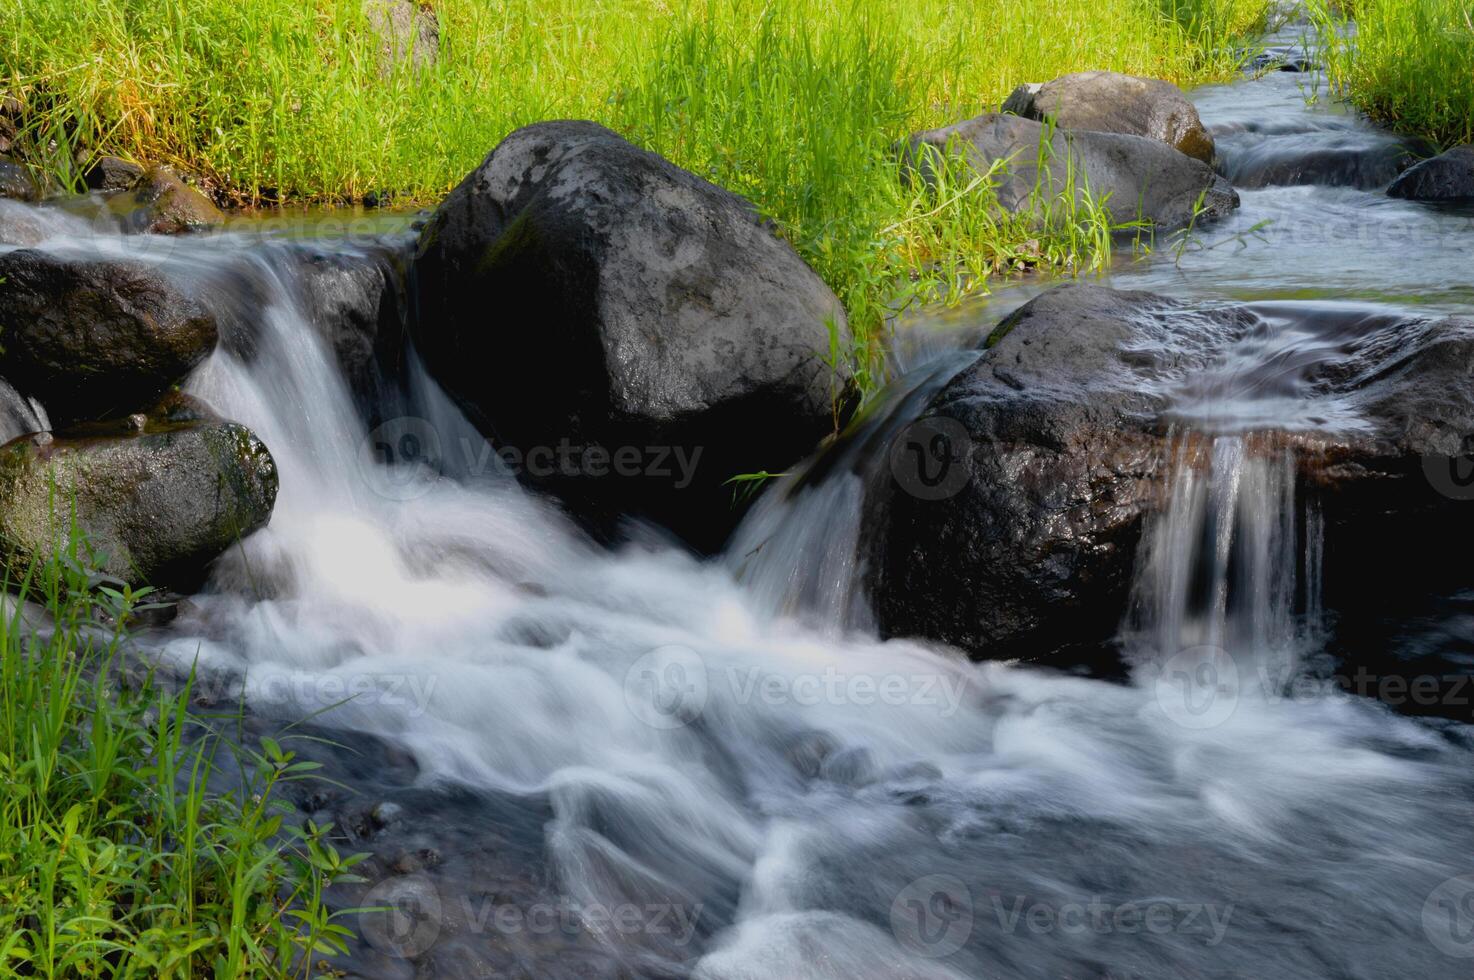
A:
[0, 14, 1471, 980]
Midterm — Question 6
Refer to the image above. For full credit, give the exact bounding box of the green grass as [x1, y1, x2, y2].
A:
[0, 0, 1269, 388]
[1309, 0, 1474, 147]
[0, 527, 365, 978]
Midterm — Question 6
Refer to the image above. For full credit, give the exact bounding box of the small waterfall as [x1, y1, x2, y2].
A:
[725, 351, 976, 635]
[1126, 430, 1323, 688]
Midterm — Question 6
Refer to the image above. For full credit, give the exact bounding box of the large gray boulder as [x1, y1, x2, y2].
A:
[0, 249, 219, 425]
[1387, 145, 1474, 201]
[0, 414, 278, 588]
[1003, 71, 1215, 163]
[906, 113, 1238, 232]
[412, 120, 853, 549]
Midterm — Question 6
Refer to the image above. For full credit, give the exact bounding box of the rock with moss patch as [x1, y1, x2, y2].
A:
[0, 417, 278, 588]
[0, 249, 220, 426]
[117, 166, 224, 234]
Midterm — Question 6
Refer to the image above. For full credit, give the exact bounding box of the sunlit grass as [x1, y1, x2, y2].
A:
[0, 525, 365, 977]
[1, 0, 1269, 389]
[1310, 0, 1474, 147]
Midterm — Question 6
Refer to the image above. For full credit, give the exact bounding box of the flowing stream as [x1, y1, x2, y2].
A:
[3, 16, 1472, 980]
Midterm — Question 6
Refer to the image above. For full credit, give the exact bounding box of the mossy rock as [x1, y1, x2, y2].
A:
[0, 417, 277, 589]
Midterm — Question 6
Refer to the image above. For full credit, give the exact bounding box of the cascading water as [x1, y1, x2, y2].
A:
[1125, 431, 1324, 712]
[74, 231, 1453, 979]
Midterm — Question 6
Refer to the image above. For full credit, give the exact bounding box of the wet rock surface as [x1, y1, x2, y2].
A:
[117, 165, 225, 234]
[867, 283, 1256, 657]
[867, 285, 1474, 659]
[1215, 127, 1430, 189]
[0, 248, 219, 425]
[413, 120, 853, 550]
[0, 156, 39, 201]
[1387, 144, 1474, 201]
[906, 113, 1238, 231]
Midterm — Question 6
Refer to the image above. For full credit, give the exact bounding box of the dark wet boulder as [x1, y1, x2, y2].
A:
[1296, 310, 1474, 621]
[1387, 145, 1474, 201]
[296, 245, 408, 408]
[83, 154, 145, 192]
[117, 166, 224, 234]
[865, 286, 1474, 660]
[0, 157, 38, 201]
[0, 249, 219, 425]
[1003, 71, 1214, 163]
[906, 113, 1237, 231]
[866, 283, 1257, 657]
[1215, 129, 1430, 189]
[0, 416, 277, 588]
[412, 120, 853, 550]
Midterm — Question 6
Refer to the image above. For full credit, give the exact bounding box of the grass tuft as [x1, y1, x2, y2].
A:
[1309, 0, 1474, 148]
[0, 524, 365, 978]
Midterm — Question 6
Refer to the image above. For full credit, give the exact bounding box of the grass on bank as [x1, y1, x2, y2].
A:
[0, 528, 364, 978]
[1309, 0, 1474, 148]
[0, 0, 1269, 386]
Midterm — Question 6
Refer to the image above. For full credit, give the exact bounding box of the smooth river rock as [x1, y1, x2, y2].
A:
[906, 113, 1237, 231]
[0, 249, 219, 425]
[1004, 70, 1215, 163]
[413, 120, 854, 549]
[866, 283, 1256, 657]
